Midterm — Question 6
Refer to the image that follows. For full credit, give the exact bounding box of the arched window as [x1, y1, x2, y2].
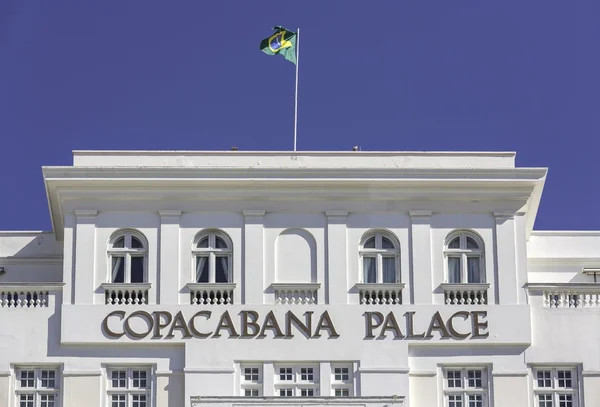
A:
[193, 231, 232, 283]
[108, 230, 147, 283]
[359, 231, 400, 284]
[444, 230, 485, 284]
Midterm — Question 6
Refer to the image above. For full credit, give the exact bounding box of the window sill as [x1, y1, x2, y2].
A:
[101, 282, 151, 291]
[101, 283, 151, 305]
[355, 283, 405, 305]
[355, 283, 406, 291]
[441, 283, 489, 305]
[187, 283, 236, 305]
[440, 283, 490, 291]
[186, 282, 237, 291]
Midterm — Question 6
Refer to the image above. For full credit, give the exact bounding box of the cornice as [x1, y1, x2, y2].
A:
[242, 210, 266, 218]
[0, 256, 63, 265]
[528, 258, 600, 266]
[0, 282, 64, 290]
[409, 210, 432, 218]
[526, 283, 600, 292]
[158, 210, 182, 217]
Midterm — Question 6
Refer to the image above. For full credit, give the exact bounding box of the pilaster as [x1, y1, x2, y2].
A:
[409, 211, 432, 305]
[326, 211, 348, 305]
[243, 210, 266, 305]
[494, 212, 518, 304]
[73, 210, 97, 304]
[159, 210, 181, 305]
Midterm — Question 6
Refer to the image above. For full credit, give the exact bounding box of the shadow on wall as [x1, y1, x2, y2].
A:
[275, 228, 317, 283]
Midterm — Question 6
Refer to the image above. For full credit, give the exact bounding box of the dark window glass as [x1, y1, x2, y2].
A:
[448, 237, 460, 249]
[216, 236, 228, 249]
[131, 236, 144, 248]
[466, 236, 479, 249]
[196, 257, 209, 283]
[131, 257, 144, 283]
[197, 237, 209, 248]
[381, 236, 394, 249]
[112, 257, 125, 283]
[113, 237, 125, 248]
[363, 237, 376, 248]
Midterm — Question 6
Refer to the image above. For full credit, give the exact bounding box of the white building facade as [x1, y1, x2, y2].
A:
[0, 150, 599, 407]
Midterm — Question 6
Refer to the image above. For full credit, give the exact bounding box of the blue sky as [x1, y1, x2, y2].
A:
[0, 1, 598, 231]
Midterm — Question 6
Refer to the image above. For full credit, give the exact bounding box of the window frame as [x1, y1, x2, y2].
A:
[442, 366, 489, 407]
[240, 364, 263, 397]
[274, 364, 319, 397]
[532, 366, 580, 407]
[192, 230, 233, 284]
[107, 230, 148, 284]
[359, 230, 400, 284]
[444, 230, 485, 284]
[14, 366, 61, 407]
[331, 363, 354, 397]
[106, 366, 153, 407]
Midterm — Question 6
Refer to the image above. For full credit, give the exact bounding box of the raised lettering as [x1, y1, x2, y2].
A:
[102, 310, 126, 339]
[285, 311, 313, 338]
[240, 311, 260, 338]
[152, 311, 173, 339]
[189, 310, 212, 338]
[471, 311, 489, 339]
[447, 311, 470, 339]
[404, 311, 425, 339]
[364, 312, 384, 339]
[212, 311, 239, 338]
[313, 311, 339, 338]
[124, 310, 153, 339]
[165, 311, 193, 339]
[379, 312, 404, 339]
[258, 311, 285, 338]
[425, 311, 451, 339]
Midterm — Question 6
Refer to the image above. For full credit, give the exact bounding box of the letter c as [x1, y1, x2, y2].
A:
[447, 311, 470, 339]
[102, 310, 126, 339]
[124, 310, 154, 339]
[189, 310, 212, 338]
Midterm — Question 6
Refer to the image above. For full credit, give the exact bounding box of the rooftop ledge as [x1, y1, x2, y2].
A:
[72, 150, 518, 169]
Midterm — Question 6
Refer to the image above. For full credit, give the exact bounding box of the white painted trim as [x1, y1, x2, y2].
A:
[0, 256, 63, 265]
[158, 210, 182, 217]
[242, 210, 266, 218]
[62, 370, 102, 377]
[184, 367, 235, 374]
[409, 210, 432, 218]
[325, 210, 348, 218]
[270, 282, 321, 291]
[491, 371, 529, 377]
[526, 283, 600, 292]
[156, 370, 184, 376]
[408, 371, 437, 377]
[357, 367, 410, 374]
[74, 210, 98, 217]
[0, 371, 10, 377]
[0, 282, 64, 290]
[582, 371, 600, 377]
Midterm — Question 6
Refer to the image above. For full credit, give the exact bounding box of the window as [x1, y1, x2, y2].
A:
[15, 367, 60, 407]
[241, 365, 262, 397]
[193, 231, 232, 283]
[332, 364, 353, 397]
[443, 368, 488, 407]
[444, 231, 484, 284]
[360, 231, 399, 283]
[108, 231, 147, 284]
[533, 367, 579, 407]
[274, 364, 319, 397]
[107, 367, 151, 407]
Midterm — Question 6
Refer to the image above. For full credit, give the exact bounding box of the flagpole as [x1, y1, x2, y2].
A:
[293, 27, 300, 152]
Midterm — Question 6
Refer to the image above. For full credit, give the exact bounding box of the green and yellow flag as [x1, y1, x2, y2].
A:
[260, 26, 297, 65]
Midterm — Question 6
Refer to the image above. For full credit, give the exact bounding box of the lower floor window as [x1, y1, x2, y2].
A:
[15, 367, 60, 407]
[107, 367, 152, 407]
[443, 367, 488, 407]
[533, 367, 579, 407]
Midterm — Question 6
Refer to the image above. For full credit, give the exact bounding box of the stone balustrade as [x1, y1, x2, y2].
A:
[102, 283, 150, 305]
[441, 283, 489, 305]
[356, 283, 405, 305]
[188, 283, 236, 305]
[0, 283, 63, 308]
[271, 283, 321, 305]
[527, 283, 600, 309]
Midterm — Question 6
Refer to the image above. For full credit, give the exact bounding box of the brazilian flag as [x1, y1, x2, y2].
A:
[260, 26, 297, 65]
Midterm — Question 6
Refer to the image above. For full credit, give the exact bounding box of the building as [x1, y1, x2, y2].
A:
[1, 150, 599, 407]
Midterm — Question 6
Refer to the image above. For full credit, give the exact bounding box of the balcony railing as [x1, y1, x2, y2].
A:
[527, 283, 600, 309]
[187, 283, 236, 305]
[355, 283, 405, 305]
[102, 283, 150, 305]
[270, 283, 321, 305]
[0, 283, 63, 308]
[441, 283, 490, 305]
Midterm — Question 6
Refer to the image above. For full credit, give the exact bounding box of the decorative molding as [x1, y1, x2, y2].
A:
[242, 210, 266, 218]
[0, 371, 11, 377]
[493, 212, 515, 220]
[358, 367, 410, 374]
[186, 282, 237, 291]
[409, 210, 432, 218]
[156, 369, 184, 376]
[582, 371, 600, 377]
[270, 282, 321, 291]
[0, 256, 63, 265]
[62, 370, 102, 377]
[528, 258, 600, 266]
[408, 370, 437, 377]
[158, 210, 182, 217]
[325, 210, 348, 219]
[526, 282, 600, 293]
[0, 282, 64, 291]
[191, 396, 405, 405]
[492, 371, 529, 377]
[355, 283, 406, 291]
[184, 367, 235, 374]
[440, 283, 490, 291]
[74, 210, 98, 218]
[100, 282, 151, 291]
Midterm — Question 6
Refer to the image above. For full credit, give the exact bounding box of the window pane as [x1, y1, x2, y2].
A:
[466, 236, 479, 249]
[448, 257, 461, 283]
[381, 236, 394, 249]
[41, 370, 56, 388]
[363, 257, 376, 283]
[538, 394, 553, 407]
[447, 370, 462, 388]
[382, 257, 396, 283]
[132, 370, 147, 388]
[197, 237, 209, 248]
[335, 388, 350, 397]
[363, 237, 375, 248]
[467, 370, 483, 388]
[111, 370, 127, 388]
[132, 394, 147, 407]
[301, 367, 314, 381]
[131, 256, 145, 283]
[20, 370, 35, 388]
[558, 394, 572, 407]
[448, 394, 463, 407]
[215, 236, 228, 249]
[245, 389, 258, 397]
[111, 394, 126, 407]
[196, 256, 209, 283]
[111, 256, 125, 283]
[448, 237, 460, 249]
[467, 257, 481, 283]
[216, 256, 229, 283]
[537, 370, 552, 388]
[301, 388, 315, 397]
[131, 236, 144, 248]
[279, 368, 292, 381]
[40, 394, 55, 407]
[20, 394, 34, 407]
[113, 237, 125, 248]
[558, 370, 573, 388]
